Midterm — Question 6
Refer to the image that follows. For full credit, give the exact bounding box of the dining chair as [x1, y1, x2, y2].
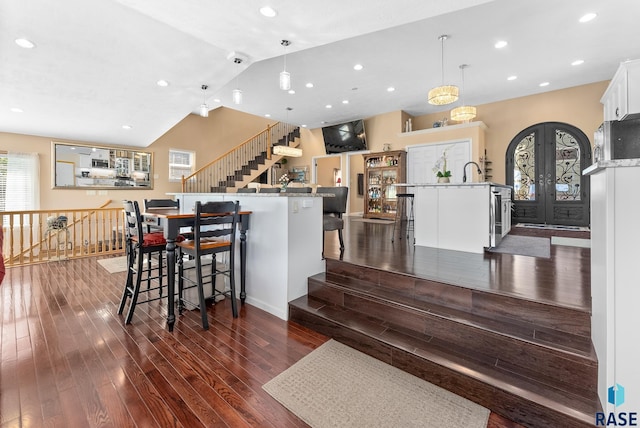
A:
[237, 187, 257, 193]
[315, 187, 349, 254]
[176, 200, 240, 330]
[118, 200, 171, 324]
[259, 187, 281, 193]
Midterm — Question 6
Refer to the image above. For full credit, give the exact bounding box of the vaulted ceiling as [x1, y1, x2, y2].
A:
[2, 0, 640, 147]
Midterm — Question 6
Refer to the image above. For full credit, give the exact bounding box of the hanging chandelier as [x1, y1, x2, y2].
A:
[450, 64, 477, 122]
[428, 35, 459, 106]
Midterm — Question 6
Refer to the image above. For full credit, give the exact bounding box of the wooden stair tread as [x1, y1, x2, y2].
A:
[309, 272, 595, 361]
[289, 295, 599, 427]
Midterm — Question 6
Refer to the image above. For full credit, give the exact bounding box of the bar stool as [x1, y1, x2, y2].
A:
[392, 193, 414, 243]
[118, 200, 169, 324]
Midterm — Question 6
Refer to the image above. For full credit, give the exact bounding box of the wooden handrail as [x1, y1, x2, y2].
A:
[179, 121, 298, 193]
[5, 200, 114, 263]
[182, 123, 276, 183]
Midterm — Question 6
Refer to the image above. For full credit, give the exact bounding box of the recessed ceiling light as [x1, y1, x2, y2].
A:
[15, 38, 35, 49]
[259, 6, 277, 17]
[507, 75, 517, 81]
[10, 107, 24, 113]
[539, 82, 550, 87]
[571, 59, 585, 66]
[353, 64, 363, 71]
[213, 98, 221, 103]
[301, 124, 307, 128]
[494, 40, 508, 49]
[156, 79, 169, 87]
[122, 125, 132, 130]
[288, 89, 296, 94]
[342, 100, 349, 104]
[325, 104, 332, 109]
[387, 87, 395, 92]
[305, 82, 314, 88]
[265, 114, 271, 117]
[579, 13, 597, 23]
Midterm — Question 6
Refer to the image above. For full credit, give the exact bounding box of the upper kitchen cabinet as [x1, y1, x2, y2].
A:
[601, 59, 640, 121]
[52, 142, 153, 189]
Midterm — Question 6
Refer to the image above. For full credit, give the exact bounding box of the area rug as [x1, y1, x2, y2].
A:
[262, 340, 489, 428]
[97, 256, 128, 273]
[551, 236, 591, 248]
[97, 255, 159, 274]
[487, 235, 551, 258]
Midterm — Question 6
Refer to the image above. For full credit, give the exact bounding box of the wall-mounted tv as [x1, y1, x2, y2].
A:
[322, 119, 367, 154]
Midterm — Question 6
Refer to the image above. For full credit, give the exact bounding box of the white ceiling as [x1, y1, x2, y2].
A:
[2, 0, 640, 148]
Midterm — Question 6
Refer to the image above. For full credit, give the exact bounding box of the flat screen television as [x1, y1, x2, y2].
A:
[322, 119, 367, 153]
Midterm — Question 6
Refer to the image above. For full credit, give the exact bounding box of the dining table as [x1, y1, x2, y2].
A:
[142, 207, 251, 331]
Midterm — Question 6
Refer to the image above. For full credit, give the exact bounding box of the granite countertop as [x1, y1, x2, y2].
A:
[169, 192, 328, 197]
[393, 182, 511, 188]
[583, 158, 640, 175]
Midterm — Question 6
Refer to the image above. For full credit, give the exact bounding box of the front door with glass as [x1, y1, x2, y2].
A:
[506, 122, 591, 226]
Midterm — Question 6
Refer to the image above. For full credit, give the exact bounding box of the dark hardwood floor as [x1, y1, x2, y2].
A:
[0, 217, 590, 427]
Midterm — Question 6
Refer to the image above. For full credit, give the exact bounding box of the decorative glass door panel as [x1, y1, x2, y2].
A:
[506, 122, 591, 226]
[554, 130, 581, 201]
[513, 132, 536, 201]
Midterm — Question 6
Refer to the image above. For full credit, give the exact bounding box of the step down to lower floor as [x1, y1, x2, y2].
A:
[289, 295, 600, 428]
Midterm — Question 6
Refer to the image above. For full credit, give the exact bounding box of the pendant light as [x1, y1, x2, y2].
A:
[199, 84, 209, 117]
[279, 40, 291, 90]
[232, 57, 243, 104]
[428, 35, 459, 105]
[450, 64, 477, 122]
[274, 107, 302, 157]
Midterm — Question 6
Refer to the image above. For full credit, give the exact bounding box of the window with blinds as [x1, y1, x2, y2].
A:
[168, 149, 195, 182]
[0, 152, 40, 212]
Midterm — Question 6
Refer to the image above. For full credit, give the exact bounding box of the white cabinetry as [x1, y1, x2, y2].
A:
[586, 162, 640, 414]
[601, 59, 640, 121]
[413, 184, 491, 254]
[78, 154, 91, 168]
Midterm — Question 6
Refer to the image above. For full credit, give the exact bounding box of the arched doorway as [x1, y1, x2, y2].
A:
[506, 122, 592, 226]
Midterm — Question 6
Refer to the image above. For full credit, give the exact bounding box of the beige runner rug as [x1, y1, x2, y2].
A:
[263, 340, 489, 428]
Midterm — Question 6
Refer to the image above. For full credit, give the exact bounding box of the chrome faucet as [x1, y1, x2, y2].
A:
[462, 161, 483, 183]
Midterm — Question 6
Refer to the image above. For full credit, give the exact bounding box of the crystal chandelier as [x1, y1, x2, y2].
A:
[428, 35, 459, 106]
[450, 64, 477, 122]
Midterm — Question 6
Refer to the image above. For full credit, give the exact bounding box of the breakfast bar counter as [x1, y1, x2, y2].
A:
[169, 192, 325, 321]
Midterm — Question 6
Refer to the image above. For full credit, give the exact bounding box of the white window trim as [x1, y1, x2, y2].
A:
[168, 149, 195, 182]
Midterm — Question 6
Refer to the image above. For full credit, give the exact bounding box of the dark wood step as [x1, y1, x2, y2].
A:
[289, 295, 600, 428]
[325, 259, 591, 338]
[308, 273, 597, 400]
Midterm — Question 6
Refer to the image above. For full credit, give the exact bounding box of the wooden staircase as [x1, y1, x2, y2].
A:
[289, 258, 601, 428]
[181, 122, 300, 193]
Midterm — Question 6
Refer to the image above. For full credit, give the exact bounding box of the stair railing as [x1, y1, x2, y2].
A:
[181, 121, 299, 193]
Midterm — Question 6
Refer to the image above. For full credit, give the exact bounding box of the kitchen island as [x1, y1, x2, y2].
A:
[402, 182, 512, 254]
